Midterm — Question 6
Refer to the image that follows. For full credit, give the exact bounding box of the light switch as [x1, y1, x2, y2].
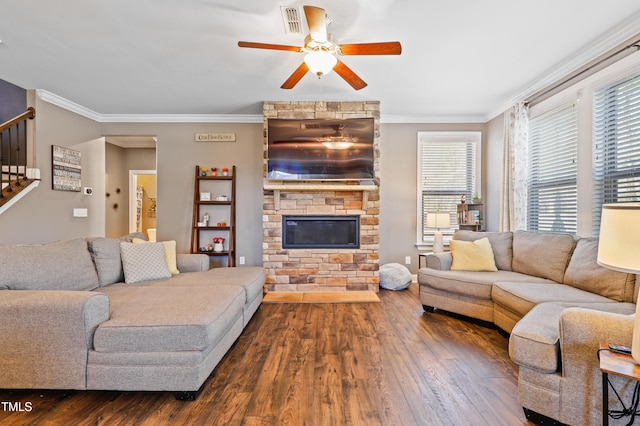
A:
[73, 208, 88, 217]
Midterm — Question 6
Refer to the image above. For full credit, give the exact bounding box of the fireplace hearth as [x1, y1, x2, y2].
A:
[283, 215, 359, 249]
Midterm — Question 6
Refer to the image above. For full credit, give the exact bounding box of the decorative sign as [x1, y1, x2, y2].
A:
[52, 145, 81, 192]
[195, 133, 236, 142]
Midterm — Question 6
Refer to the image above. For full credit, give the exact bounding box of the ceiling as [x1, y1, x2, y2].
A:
[2, 0, 640, 122]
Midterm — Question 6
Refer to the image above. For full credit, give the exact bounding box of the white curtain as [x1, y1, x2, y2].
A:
[500, 102, 529, 231]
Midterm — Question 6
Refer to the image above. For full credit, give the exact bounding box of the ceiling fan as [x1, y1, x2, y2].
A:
[238, 5, 402, 90]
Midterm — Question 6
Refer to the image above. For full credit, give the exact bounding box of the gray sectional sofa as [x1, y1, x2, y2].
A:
[419, 230, 638, 425]
[0, 234, 265, 399]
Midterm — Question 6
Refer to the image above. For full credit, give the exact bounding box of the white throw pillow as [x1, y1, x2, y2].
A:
[132, 238, 180, 275]
[120, 242, 171, 284]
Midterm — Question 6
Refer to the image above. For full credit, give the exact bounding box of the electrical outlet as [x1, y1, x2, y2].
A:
[239, 256, 245, 265]
[405, 256, 411, 265]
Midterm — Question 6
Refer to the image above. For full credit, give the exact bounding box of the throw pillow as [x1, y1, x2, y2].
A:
[120, 242, 171, 284]
[453, 230, 513, 271]
[450, 237, 498, 272]
[132, 238, 180, 275]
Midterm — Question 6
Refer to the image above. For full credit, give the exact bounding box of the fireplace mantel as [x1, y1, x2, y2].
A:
[264, 180, 379, 210]
[263, 180, 378, 192]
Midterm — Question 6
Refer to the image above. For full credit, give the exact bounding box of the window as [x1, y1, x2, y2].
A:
[527, 101, 578, 233]
[417, 131, 481, 246]
[592, 72, 640, 234]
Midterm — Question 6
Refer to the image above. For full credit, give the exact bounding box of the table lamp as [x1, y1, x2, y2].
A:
[427, 212, 451, 253]
[597, 203, 640, 362]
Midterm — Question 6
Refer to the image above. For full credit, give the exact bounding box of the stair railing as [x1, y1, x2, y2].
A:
[0, 107, 36, 198]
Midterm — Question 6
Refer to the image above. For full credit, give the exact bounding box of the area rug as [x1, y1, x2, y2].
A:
[263, 291, 381, 304]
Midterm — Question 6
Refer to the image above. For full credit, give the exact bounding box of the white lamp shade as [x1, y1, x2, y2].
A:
[304, 51, 337, 76]
[597, 203, 640, 363]
[597, 203, 640, 273]
[426, 213, 451, 229]
[426, 212, 450, 253]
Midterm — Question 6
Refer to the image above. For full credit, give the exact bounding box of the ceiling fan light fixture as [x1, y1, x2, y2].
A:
[304, 50, 337, 77]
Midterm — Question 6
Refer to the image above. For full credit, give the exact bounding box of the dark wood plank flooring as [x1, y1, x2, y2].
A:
[0, 284, 530, 425]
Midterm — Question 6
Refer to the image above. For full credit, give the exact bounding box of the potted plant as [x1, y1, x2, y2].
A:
[213, 237, 225, 252]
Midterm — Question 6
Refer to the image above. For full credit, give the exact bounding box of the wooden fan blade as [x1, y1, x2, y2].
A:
[303, 5, 327, 43]
[333, 61, 367, 90]
[281, 62, 310, 89]
[238, 41, 302, 52]
[339, 42, 402, 55]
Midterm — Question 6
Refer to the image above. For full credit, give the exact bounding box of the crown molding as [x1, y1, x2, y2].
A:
[36, 90, 102, 121]
[36, 90, 264, 123]
[37, 89, 483, 124]
[486, 11, 640, 121]
[380, 114, 486, 124]
[98, 114, 263, 123]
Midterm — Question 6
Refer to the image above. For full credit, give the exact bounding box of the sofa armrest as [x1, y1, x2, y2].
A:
[0, 290, 110, 389]
[177, 253, 210, 272]
[558, 308, 635, 425]
[425, 252, 453, 271]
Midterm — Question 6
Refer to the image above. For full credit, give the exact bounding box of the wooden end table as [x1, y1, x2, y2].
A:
[599, 343, 640, 425]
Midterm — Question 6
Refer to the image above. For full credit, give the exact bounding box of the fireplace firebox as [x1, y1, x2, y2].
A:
[282, 215, 360, 249]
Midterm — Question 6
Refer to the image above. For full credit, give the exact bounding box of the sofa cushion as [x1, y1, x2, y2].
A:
[450, 238, 498, 272]
[492, 281, 615, 319]
[563, 237, 636, 302]
[0, 238, 99, 291]
[419, 269, 555, 301]
[88, 237, 124, 286]
[120, 242, 171, 284]
[93, 285, 245, 352]
[509, 301, 636, 373]
[88, 233, 150, 287]
[453, 230, 513, 271]
[512, 231, 577, 283]
[122, 267, 266, 304]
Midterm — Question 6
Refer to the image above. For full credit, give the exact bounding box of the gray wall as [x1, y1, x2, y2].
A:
[484, 113, 505, 232]
[100, 122, 265, 267]
[0, 95, 104, 244]
[1, 98, 508, 273]
[378, 122, 489, 273]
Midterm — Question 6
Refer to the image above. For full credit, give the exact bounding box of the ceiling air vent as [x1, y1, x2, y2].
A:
[280, 6, 303, 34]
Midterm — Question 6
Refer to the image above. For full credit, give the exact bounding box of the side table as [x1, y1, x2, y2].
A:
[599, 343, 640, 425]
[418, 252, 433, 269]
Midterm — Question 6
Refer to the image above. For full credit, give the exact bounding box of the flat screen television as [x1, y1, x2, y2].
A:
[266, 117, 375, 181]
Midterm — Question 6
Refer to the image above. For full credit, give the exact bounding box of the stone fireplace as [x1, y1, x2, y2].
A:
[262, 101, 380, 292]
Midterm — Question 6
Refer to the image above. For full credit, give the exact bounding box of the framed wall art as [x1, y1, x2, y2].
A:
[51, 145, 81, 192]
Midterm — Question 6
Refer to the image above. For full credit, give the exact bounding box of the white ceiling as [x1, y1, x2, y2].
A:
[2, 0, 640, 122]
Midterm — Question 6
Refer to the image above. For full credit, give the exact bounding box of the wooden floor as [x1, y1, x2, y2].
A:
[0, 284, 531, 425]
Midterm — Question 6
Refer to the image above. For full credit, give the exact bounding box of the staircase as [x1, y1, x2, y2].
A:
[0, 107, 39, 213]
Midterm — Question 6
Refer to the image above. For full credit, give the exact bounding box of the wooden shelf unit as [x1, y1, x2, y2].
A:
[190, 165, 236, 266]
[457, 202, 484, 232]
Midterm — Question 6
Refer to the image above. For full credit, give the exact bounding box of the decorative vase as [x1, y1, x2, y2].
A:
[214, 243, 223, 252]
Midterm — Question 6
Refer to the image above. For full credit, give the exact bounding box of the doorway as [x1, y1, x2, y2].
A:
[104, 136, 157, 239]
[129, 170, 157, 240]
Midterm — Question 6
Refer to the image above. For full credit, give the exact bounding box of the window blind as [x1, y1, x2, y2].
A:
[593, 72, 640, 234]
[419, 138, 476, 241]
[527, 101, 578, 233]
